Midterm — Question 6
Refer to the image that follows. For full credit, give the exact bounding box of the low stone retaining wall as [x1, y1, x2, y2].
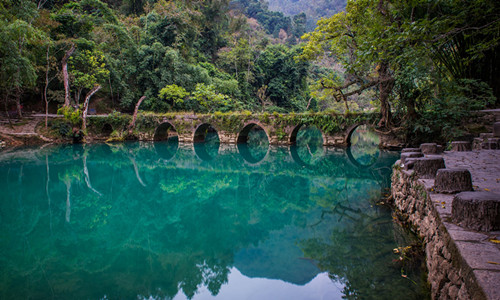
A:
[391, 145, 500, 300]
[392, 167, 488, 299]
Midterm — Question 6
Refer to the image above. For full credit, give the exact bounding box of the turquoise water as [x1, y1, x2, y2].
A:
[0, 129, 425, 299]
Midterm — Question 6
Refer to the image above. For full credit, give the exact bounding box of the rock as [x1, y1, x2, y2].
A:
[400, 152, 424, 164]
[452, 191, 500, 232]
[413, 156, 446, 179]
[436, 145, 444, 153]
[420, 143, 438, 155]
[494, 122, 500, 137]
[401, 148, 421, 153]
[451, 141, 472, 152]
[434, 168, 473, 193]
[480, 132, 494, 139]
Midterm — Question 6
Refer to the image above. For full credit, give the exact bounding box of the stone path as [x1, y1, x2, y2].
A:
[425, 150, 500, 300]
[0, 116, 53, 145]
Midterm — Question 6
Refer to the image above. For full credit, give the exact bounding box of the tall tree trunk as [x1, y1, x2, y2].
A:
[3, 93, 13, 128]
[128, 96, 146, 134]
[83, 150, 102, 196]
[65, 180, 71, 223]
[15, 86, 23, 119]
[82, 85, 101, 132]
[44, 44, 50, 128]
[377, 61, 394, 128]
[62, 43, 75, 107]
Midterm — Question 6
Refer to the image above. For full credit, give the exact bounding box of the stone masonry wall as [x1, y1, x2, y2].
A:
[391, 166, 487, 300]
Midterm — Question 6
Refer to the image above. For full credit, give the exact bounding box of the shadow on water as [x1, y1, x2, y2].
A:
[0, 136, 428, 299]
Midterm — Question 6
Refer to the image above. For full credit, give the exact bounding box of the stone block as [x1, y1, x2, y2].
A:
[436, 144, 444, 153]
[482, 138, 499, 149]
[413, 156, 446, 179]
[434, 168, 473, 193]
[400, 152, 424, 164]
[480, 132, 494, 139]
[420, 143, 438, 154]
[494, 122, 500, 137]
[452, 191, 500, 231]
[451, 141, 472, 152]
[472, 138, 483, 150]
[401, 147, 421, 153]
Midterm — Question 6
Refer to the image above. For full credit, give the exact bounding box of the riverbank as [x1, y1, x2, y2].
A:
[392, 150, 500, 300]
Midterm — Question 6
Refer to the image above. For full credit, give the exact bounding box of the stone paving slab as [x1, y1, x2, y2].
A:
[424, 150, 500, 299]
[473, 271, 500, 300]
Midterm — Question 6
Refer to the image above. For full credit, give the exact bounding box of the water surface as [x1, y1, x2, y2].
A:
[0, 129, 426, 299]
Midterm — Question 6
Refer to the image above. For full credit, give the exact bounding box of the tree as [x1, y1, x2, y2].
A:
[0, 0, 44, 120]
[69, 49, 110, 105]
[301, 0, 399, 127]
[158, 84, 189, 108]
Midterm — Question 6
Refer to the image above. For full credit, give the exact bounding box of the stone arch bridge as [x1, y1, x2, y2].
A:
[87, 112, 401, 148]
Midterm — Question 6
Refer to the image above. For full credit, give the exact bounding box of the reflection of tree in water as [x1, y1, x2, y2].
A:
[350, 125, 380, 166]
[0, 143, 424, 299]
[300, 193, 427, 299]
[295, 125, 324, 165]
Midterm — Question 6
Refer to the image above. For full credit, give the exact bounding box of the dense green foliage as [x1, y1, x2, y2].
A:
[1, 0, 498, 143]
[302, 0, 499, 142]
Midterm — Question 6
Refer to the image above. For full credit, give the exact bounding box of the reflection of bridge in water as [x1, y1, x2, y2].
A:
[132, 142, 397, 183]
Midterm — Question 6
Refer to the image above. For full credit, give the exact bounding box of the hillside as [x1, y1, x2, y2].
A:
[267, 0, 347, 31]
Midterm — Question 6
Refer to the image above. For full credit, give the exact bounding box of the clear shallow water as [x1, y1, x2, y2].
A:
[0, 129, 425, 299]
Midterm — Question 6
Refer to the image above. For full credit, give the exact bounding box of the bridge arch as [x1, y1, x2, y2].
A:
[101, 123, 113, 136]
[345, 122, 377, 146]
[193, 123, 220, 161]
[193, 123, 220, 143]
[237, 121, 270, 144]
[289, 124, 326, 145]
[154, 121, 177, 141]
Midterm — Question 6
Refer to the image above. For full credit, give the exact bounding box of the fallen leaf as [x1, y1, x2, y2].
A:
[401, 274, 407, 278]
[441, 201, 446, 204]
[484, 188, 490, 191]
[488, 239, 500, 244]
[487, 261, 499, 265]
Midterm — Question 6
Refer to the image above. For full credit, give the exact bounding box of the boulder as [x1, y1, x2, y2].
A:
[434, 168, 473, 193]
[452, 191, 500, 231]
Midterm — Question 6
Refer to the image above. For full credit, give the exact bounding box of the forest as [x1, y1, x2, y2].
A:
[1, 0, 499, 143]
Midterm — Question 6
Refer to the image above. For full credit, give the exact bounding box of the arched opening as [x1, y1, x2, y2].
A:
[154, 122, 177, 141]
[154, 122, 178, 160]
[289, 125, 325, 165]
[347, 124, 380, 167]
[237, 123, 269, 164]
[194, 123, 220, 161]
[237, 123, 269, 145]
[194, 124, 219, 143]
[101, 123, 113, 136]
